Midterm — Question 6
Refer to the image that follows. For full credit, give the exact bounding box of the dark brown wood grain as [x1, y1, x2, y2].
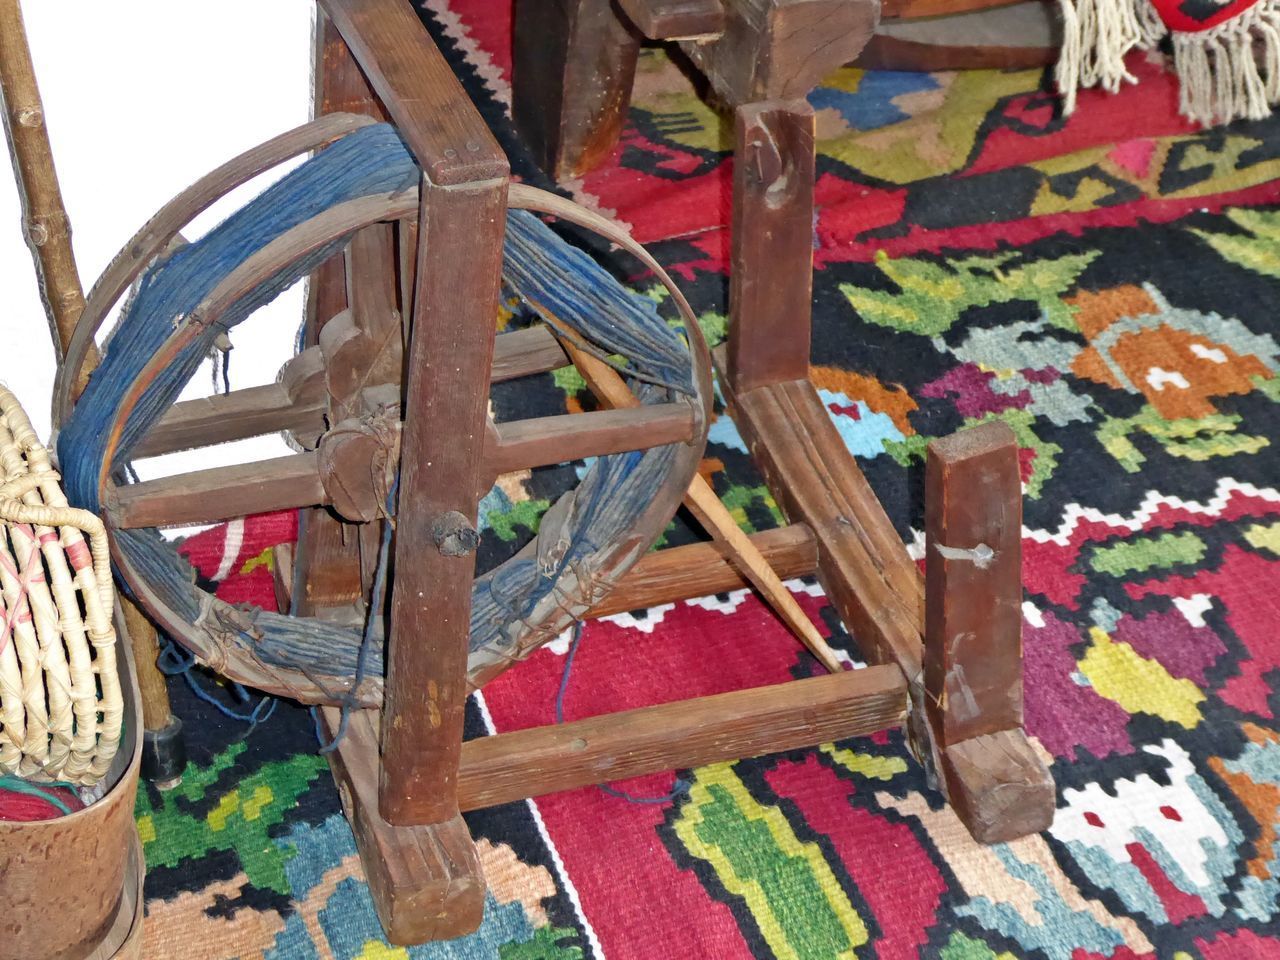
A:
[925, 421, 1024, 745]
[457, 665, 907, 809]
[513, 0, 641, 180]
[728, 101, 815, 395]
[616, 0, 726, 38]
[379, 174, 508, 826]
[322, 708, 485, 944]
[108, 453, 325, 529]
[320, 0, 506, 186]
[863, 1, 1057, 71]
[679, 0, 878, 105]
[718, 371, 925, 677]
[925, 422, 1054, 843]
[488, 403, 697, 475]
[587, 523, 817, 617]
[882, 0, 1029, 18]
[295, 12, 372, 618]
[857, 33, 1056, 71]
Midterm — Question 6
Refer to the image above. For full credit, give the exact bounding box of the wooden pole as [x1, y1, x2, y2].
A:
[0, 0, 98, 394]
[0, 0, 183, 783]
[558, 337, 845, 673]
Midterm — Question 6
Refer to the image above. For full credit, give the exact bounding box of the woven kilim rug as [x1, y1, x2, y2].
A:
[136, 4, 1280, 958]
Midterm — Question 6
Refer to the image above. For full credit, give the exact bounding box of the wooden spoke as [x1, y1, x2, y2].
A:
[586, 523, 817, 618]
[134, 383, 328, 459]
[106, 453, 324, 529]
[487, 402, 697, 475]
[491, 326, 569, 382]
[135, 328, 569, 460]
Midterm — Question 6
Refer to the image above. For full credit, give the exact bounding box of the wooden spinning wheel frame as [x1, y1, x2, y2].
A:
[45, 0, 1056, 946]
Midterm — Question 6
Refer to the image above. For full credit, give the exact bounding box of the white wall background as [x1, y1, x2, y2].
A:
[0, 2, 314, 487]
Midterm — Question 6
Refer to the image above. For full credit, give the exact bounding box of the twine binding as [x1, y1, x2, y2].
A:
[0, 384, 122, 786]
[1057, 0, 1280, 125]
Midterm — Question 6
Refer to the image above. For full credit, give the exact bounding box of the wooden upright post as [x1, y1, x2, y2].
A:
[924, 422, 1054, 842]
[728, 100, 815, 395]
[380, 173, 507, 823]
[512, 0, 642, 180]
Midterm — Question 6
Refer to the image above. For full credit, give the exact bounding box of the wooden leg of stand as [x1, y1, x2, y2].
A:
[924, 422, 1054, 843]
[729, 101, 815, 394]
[322, 708, 484, 945]
[720, 100, 1050, 844]
[126, 601, 186, 788]
[379, 174, 507, 825]
[294, 14, 368, 619]
[513, 0, 640, 180]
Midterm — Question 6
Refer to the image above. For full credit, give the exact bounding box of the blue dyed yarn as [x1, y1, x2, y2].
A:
[554, 622, 691, 806]
[59, 122, 697, 692]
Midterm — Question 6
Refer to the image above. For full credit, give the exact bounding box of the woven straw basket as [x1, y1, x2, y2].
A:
[0, 384, 122, 786]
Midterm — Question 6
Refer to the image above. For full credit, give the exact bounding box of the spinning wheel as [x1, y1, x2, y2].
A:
[45, 0, 1054, 946]
[54, 118, 712, 709]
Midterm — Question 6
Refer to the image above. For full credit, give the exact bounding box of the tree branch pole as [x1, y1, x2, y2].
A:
[0, 0, 186, 785]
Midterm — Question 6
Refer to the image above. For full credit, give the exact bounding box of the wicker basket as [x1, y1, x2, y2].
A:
[0, 384, 122, 786]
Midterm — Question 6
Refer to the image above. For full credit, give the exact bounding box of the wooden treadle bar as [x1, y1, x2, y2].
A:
[455, 665, 907, 810]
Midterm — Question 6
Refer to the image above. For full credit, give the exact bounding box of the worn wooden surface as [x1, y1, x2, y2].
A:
[728, 101, 815, 395]
[616, 0, 726, 38]
[137, 328, 569, 459]
[513, 0, 641, 180]
[488, 403, 697, 476]
[680, 0, 878, 105]
[108, 453, 325, 529]
[458, 665, 907, 809]
[863, 1, 1057, 71]
[379, 174, 508, 826]
[295, 13, 381, 619]
[882, 0, 1028, 17]
[0, 607, 143, 960]
[925, 422, 1054, 842]
[718, 370, 924, 675]
[925, 421, 1024, 745]
[319, 0, 506, 185]
[859, 32, 1056, 70]
[588, 523, 816, 617]
[322, 708, 485, 944]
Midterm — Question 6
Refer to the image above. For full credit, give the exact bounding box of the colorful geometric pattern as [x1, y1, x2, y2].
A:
[135, 3, 1280, 957]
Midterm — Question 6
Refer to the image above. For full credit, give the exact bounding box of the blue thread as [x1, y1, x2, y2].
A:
[555, 622, 690, 806]
[314, 476, 399, 754]
[59, 121, 698, 693]
[158, 639, 277, 733]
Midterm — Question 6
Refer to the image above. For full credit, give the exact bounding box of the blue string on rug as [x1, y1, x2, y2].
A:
[554, 622, 690, 806]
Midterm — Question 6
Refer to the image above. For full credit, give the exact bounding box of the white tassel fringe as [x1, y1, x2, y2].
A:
[1057, 0, 1280, 126]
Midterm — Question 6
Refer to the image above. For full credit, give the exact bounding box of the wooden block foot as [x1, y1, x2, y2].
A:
[322, 708, 485, 945]
[939, 730, 1055, 844]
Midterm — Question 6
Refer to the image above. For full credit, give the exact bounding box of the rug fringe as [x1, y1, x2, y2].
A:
[1057, 0, 1280, 126]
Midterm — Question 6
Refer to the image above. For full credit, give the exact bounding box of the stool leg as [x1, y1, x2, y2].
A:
[513, 0, 640, 180]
